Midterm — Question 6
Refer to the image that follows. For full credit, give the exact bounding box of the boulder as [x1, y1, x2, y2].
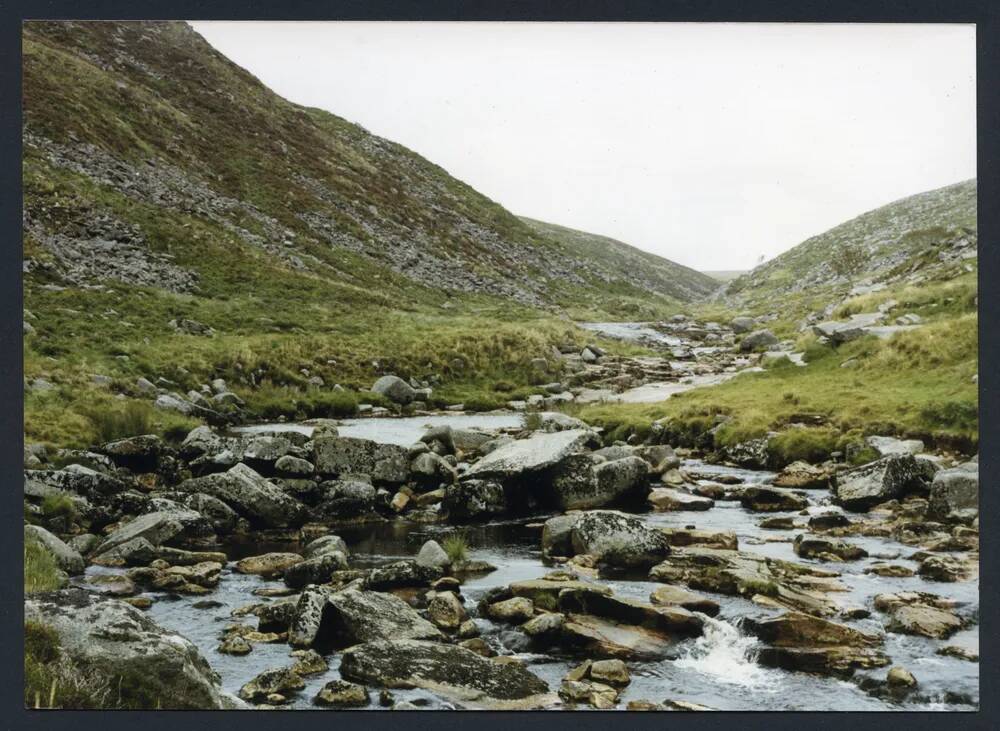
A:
[927, 462, 978, 520]
[540, 514, 581, 557]
[242, 436, 292, 465]
[793, 534, 868, 562]
[364, 560, 442, 590]
[100, 434, 164, 473]
[739, 329, 778, 352]
[416, 539, 450, 570]
[486, 597, 535, 624]
[177, 464, 308, 528]
[569, 511, 672, 568]
[25, 589, 235, 708]
[866, 435, 924, 457]
[772, 461, 834, 490]
[648, 487, 714, 511]
[304, 534, 349, 559]
[173, 492, 239, 534]
[731, 316, 754, 333]
[649, 585, 720, 616]
[24, 525, 85, 575]
[238, 667, 304, 703]
[507, 578, 611, 611]
[427, 591, 468, 630]
[283, 552, 348, 588]
[314, 679, 370, 707]
[834, 455, 930, 512]
[323, 588, 444, 647]
[339, 640, 551, 708]
[92, 509, 211, 565]
[444, 479, 508, 520]
[738, 487, 809, 512]
[275, 455, 314, 476]
[552, 455, 649, 511]
[747, 611, 888, 676]
[410, 451, 457, 484]
[463, 429, 598, 479]
[314, 478, 378, 518]
[559, 679, 619, 709]
[313, 436, 408, 484]
[235, 552, 304, 578]
[371, 375, 417, 404]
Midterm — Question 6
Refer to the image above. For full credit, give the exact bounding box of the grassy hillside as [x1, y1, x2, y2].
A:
[519, 217, 718, 318]
[22, 20, 712, 448]
[721, 180, 977, 321]
[583, 181, 979, 458]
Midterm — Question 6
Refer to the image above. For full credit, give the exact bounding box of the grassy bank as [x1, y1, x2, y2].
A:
[580, 314, 978, 460]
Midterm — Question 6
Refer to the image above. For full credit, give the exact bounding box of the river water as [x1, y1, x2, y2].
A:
[80, 418, 979, 711]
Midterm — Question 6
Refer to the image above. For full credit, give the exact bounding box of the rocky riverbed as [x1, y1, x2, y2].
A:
[23, 319, 979, 711]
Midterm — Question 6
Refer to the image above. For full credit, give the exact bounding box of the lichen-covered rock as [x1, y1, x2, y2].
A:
[648, 487, 714, 512]
[235, 552, 304, 577]
[282, 552, 348, 588]
[569, 510, 672, 568]
[238, 667, 304, 703]
[834, 455, 931, 512]
[313, 435, 409, 484]
[649, 585, 720, 616]
[793, 534, 868, 562]
[549, 455, 648, 511]
[444, 479, 508, 520]
[746, 611, 888, 676]
[772, 461, 834, 489]
[92, 508, 212, 565]
[463, 429, 598, 479]
[100, 434, 164, 473]
[314, 679, 370, 707]
[177, 463, 308, 528]
[322, 588, 445, 647]
[25, 588, 236, 708]
[339, 639, 551, 708]
[927, 461, 978, 521]
[738, 487, 809, 512]
[371, 375, 416, 404]
[24, 524, 85, 574]
[364, 560, 442, 590]
[427, 591, 468, 631]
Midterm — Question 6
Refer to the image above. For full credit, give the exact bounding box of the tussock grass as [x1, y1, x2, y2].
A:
[24, 538, 64, 595]
[442, 533, 469, 563]
[581, 314, 978, 455]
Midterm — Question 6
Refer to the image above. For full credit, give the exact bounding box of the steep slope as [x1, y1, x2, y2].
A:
[23, 19, 711, 448]
[519, 217, 719, 307]
[22, 20, 703, 314]
[722, 180, 977, 312]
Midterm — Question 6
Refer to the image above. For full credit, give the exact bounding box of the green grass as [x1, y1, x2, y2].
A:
[580, 314, 978, 459]
[40, 494, 76, 522]
[442, 533, 469, 563]
[24, 538, 64, 595]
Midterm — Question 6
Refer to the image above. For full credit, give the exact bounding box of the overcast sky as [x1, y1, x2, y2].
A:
[191, 22, 976, 271]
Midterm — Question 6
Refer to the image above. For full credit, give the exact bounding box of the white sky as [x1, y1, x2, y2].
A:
[191, 22, 976, 271]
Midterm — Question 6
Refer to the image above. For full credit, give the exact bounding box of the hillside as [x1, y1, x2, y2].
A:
[519, 217, 718, 312]
[23, 20, 704, 315]
[21, 20, 706, 447]
[721, 179, 977, 315]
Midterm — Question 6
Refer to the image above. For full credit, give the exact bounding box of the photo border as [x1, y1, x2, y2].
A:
[1, 2, 995, 730]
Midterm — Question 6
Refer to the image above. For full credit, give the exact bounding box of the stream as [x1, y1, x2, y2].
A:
[78, 417, 979, 711]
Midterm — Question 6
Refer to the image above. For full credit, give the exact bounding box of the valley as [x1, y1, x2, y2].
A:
[22, 20, 978, 713]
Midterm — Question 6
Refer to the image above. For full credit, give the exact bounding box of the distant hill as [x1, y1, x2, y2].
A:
[722, 180, 977, 310]
[702, 270, 746, 283]
[519, 218, 719, 305]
